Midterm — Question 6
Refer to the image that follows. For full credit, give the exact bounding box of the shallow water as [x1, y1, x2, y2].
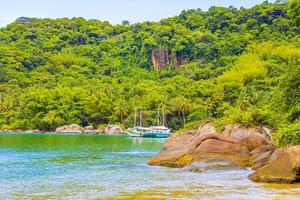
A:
[0, 133, 299, 200]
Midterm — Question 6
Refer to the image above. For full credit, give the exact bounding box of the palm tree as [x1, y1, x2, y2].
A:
[170, 97, 190, 124]
[115, 100, 127, 123]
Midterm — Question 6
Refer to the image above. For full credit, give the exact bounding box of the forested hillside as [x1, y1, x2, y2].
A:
[0, 1, 299, 145]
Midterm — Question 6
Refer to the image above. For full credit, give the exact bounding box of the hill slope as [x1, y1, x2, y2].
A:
[0, 1, 299, 145]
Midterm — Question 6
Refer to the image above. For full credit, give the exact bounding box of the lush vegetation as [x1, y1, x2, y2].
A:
[0, 1, 299, 146]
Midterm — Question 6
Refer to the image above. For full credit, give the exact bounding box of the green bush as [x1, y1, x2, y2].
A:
[273, 121, 300, 147]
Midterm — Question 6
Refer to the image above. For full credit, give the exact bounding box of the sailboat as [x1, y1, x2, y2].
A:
[142, 107, 171, 138]
[127, 107, 171, 138]
[127, 109, 150, 137]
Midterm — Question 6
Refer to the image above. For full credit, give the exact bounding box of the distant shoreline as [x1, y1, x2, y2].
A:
[0, 130, 127, 135]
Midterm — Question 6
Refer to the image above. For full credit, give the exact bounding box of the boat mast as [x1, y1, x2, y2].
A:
[139, 109, 142, 127]
[157, 106, 160, 126]
[134, 108, 137, 127]
[162, 106, 165, 127]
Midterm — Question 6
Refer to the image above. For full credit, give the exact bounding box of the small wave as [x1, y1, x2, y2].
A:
[105, 151, 155, 157]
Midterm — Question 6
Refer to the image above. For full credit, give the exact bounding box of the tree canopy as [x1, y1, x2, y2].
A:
[0, 1, 299, 146]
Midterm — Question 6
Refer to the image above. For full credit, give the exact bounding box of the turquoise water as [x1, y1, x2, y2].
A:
[0, 133, 300, 199]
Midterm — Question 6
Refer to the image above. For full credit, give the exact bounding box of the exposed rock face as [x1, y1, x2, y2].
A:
[222, 125, 271, 151]
[151, 48, 170, 70]
[55, 124, 83, 133]
[148, 122, 254, 168]
[249, 146, 300, 184]
[151, 48, 189, 70]
[249, 144, 277, 170]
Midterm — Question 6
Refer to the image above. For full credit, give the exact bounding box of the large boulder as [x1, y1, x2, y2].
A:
[174, 134, 250, 167]
[55, 124, 83, 133]
[148, 122, 250, 168]
[148, 129, 200, 167]
[249, 145, 300, 184]
[223, 125, 271, 151]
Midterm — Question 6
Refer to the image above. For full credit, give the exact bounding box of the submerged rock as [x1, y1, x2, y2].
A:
[182, 158, 240, 173]
[249, 145, 300, 184]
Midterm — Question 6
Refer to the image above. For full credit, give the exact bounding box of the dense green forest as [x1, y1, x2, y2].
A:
[0, 1, 299, 145]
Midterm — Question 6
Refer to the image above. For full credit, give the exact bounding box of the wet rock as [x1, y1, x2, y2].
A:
[249, 145, 300, 184]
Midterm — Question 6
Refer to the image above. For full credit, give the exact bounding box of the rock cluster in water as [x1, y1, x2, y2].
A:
[55, 124, 124, 134]
[148, 122, 300, 184]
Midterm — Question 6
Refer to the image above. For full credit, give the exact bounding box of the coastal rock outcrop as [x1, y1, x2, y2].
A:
[55, 124, 83, 133]
[55, 124, 124, 134]
[148, 122, 265, 168]
[222, 125, 271, 151]
[148, 122, 300, 184]
[249, 145, 300, 184]
[103, 125, 124, 134]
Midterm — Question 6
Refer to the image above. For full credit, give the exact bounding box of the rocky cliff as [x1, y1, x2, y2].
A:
[151, 48, 189, 70]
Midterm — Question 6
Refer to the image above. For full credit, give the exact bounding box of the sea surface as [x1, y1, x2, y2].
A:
[0, 133, 299, 200]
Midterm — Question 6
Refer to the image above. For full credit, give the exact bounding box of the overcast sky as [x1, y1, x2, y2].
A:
[0, 0, 272, 27]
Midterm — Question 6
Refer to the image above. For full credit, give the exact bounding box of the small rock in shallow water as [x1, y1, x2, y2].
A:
[182, 158, 240, 173]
